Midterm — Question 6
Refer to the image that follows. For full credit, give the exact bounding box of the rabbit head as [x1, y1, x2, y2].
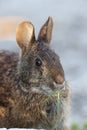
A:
[16, 17, 65, 92]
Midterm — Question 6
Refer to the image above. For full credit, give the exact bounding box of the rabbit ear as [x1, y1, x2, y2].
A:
[16, 21, 35, 50]
[38, 17, 53, 44]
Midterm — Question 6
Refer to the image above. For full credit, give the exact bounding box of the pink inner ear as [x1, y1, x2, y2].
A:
[16, 21, 35, 49]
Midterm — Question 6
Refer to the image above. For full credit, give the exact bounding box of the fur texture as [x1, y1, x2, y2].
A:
[0, 17, 70, 130]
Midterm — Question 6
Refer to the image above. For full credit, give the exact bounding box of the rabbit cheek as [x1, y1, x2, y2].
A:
[40, 66, 51, 84]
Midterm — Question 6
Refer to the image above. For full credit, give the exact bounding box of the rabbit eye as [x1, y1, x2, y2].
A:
[35, 58, 42, 66]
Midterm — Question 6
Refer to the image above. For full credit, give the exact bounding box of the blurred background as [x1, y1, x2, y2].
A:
[0, 0, 87, 129]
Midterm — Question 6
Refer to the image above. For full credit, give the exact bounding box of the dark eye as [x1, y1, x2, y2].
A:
[35, 58, 42, 66]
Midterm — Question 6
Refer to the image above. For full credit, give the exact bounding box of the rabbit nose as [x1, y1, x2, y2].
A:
[53, 81, 66, 90]
[55, 74, 65, 84]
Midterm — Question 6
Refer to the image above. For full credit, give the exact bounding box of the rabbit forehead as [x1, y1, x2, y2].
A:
[36, 42, 60, 64]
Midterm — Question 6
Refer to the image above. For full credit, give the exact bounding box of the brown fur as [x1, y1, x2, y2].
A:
[0, 17, 70, 130]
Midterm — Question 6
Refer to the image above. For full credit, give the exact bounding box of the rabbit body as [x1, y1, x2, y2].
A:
[0, 17, 70, 130]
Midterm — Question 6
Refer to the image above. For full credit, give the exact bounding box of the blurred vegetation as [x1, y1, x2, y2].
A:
[71, 123, 87, 130]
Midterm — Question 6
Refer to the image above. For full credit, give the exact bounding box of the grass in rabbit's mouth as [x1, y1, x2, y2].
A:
[31, 86, 61, 113]
[43, 90, 61, 114]
[52, 90, 61, 114]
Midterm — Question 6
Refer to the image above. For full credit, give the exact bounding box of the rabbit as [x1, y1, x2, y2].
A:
[0, 17, 70, 130]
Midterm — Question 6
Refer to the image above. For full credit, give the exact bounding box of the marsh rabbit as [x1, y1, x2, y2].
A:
[0, 17, 70, 130]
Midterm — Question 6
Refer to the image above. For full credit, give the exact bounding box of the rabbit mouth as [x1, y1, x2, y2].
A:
[52, 81, 66, 90]
[30, 80, 66, 95]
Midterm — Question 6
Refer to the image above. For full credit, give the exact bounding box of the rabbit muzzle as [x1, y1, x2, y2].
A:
[30, 80, 66, 96]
